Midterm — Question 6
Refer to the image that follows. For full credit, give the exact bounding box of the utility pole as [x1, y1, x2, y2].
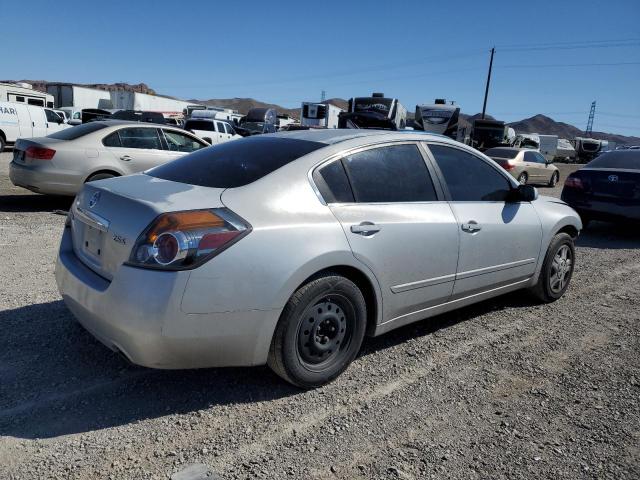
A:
[481, 47, 495, 120]
[321, 90, 326, 102]
[585, 101, 596, 136]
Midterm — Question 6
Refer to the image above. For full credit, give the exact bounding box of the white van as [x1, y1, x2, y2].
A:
[183, 118, 239, 145]
[0, 101, 69, 151]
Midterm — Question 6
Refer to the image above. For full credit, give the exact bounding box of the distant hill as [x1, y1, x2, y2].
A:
[2, 79, 157, 95]
[187, 97, 301, 118]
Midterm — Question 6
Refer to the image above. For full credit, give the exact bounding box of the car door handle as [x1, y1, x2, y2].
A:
[461, 221, 482, 233]
[120, 155, 132, 161]
[350, 222, 381, 235]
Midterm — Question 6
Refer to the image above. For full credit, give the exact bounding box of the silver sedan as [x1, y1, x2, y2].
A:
[55, 130, 582, 388]
[9, 120, 208, 195]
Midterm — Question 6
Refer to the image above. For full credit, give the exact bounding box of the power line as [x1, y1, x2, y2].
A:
[496, 37, 640, 49]
[498, 61, 640, 69]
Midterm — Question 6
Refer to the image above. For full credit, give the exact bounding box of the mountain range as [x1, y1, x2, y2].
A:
[5, 81, 638, 145]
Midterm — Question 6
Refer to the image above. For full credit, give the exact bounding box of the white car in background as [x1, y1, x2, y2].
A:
[9, 120, 209, 195]
[0, 101, 70, 151]
[184, 118, 239, 145]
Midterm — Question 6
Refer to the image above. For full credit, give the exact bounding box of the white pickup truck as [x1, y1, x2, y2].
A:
[184, 118, 239, 145]
[0, 101, 69, 151]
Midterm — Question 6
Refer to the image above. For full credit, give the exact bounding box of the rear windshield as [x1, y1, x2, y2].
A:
[48, 122, 109, 140]
[484, 148, 519, 159]
[148, 136, 326, 188]
[185, 120, 215, 131]
[588, 151, 640, 170]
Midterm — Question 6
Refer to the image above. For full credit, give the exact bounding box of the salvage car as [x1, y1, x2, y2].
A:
[9, 120, 208, 196]
[561, 149, 640, 226]
[55, 130, 581, 388]
[485, 147, 560, 186]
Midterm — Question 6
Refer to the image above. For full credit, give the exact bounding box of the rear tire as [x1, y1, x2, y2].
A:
[517, 172, 528, 185]
[86, 172, 117, 183]
[268, 273, 367, 388]
[0, 134, 5, 153]
[548, 171, 559, 187]
[529, 233, 575, 303]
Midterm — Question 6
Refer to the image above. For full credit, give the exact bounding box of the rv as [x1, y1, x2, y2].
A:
[573, 137, 602, 163]
[414, 99, 460, 139]
[513, 133, 558, 162]
[300, 102, 343, 129]
[0, 101, 69, 151]
[277, 114, 297, 130]
[338, 93, 407, 130]
[470, 119, 509, 151]
[190, 108, 243, 125]
[0, 82, 54, 108]
[555, 138, 576, 161]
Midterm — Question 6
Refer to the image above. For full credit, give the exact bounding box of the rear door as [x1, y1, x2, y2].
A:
[425, 143, 542, 299]
[103, 126, 168, 173]
[318, 142, 460, 322]
[523, 151, 545, 182]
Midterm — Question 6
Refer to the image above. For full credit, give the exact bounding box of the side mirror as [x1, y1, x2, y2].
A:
[514, 184, 538, 202]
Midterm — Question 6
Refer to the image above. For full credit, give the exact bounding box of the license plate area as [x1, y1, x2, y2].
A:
[13, 150, 25, 164]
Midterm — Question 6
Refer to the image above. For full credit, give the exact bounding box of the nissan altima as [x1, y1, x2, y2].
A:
[55, 130, 582, 388]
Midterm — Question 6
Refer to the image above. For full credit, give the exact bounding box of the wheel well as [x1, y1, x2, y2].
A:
[557, 224, 579, 239]
[298, 265, 379, 336]
[0, 129, 5, 141]
[85, 170, 121, 183]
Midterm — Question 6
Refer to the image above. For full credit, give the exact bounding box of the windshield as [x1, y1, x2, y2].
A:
[588, 151, 640, 170]
[47, 122, 109, 140]
[148, 136, 326, 188]
[353, 98, 393, 117]
[185, 120, 215, 131]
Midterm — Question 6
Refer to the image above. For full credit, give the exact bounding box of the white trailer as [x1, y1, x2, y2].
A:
[301, 102, 343, 129]
[0, 82, 54, 108]
[46, 84, 112, 111]
[109, 91, 201, 116]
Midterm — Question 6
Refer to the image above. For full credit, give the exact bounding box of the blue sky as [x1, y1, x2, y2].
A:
[3, 0, 639, 136]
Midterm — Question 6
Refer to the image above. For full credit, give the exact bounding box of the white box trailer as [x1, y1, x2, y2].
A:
[0, 101, 69, 151]
[110, 91, 200, 116]
[0, 82, 54, 108]
[301, 102, 343, 128]
[46, 84, 112, 110]
[514, 133, 558, 162]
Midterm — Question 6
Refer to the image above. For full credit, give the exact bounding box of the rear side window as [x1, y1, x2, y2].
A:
[314, 161, 355, 203]
[118, 128, 162, 150]
[342, 144, 437, 203]
[148, 136, 325, 188]
[102, 131, 121, 147]
[429, 144, 512, 201]
[48, 122, 109, 140]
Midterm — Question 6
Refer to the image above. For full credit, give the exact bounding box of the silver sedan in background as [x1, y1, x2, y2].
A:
[55, 130, 581, 388]
[9, 120, 208, 195]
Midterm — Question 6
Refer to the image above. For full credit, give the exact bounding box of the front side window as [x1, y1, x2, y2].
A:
[216, 122, 226, 133]
[342, 144, 437, 203]
[224, 123, 235, 135]
[118, 127, 162, 150]
[534, 152, 547, 164]
[45, 109, 59, 122]
[163, 129, 206, 153]
[428, 144, 512, 202]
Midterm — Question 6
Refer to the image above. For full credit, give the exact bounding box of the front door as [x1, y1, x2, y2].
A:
[317, 143, 460, 322]
[426, 143, 542, 299]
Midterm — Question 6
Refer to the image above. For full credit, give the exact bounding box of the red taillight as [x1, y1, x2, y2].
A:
[564, 176, 584, 190]
[495, 159, 515, 170]
[25, 146, 56, 160]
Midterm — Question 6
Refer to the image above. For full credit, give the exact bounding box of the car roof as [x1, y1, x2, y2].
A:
[268, 128, 453, 145]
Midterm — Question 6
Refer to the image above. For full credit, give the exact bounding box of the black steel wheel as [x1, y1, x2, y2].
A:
[268, 273, 367, 388]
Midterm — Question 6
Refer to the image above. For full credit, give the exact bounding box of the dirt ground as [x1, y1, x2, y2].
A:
[0, 153, 638, 479]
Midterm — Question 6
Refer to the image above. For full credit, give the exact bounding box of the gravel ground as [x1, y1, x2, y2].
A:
[0, 153, 638, 480]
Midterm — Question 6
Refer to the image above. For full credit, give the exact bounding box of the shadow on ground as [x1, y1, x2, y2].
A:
[0, 290, 538, 440]
[0, 194, 73, 213]
[576, 221, 640, 250]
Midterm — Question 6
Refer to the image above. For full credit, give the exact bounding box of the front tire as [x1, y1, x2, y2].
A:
[530, 233, 575, 303]
[517, 172, 528, 185]
[268, 273, 367, 388]
[548, 171, 559, 187]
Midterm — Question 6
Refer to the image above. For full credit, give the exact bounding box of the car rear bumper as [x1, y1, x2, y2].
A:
[55, 227, 281, 368]
[561, 193, 640, 222]
[9, 160, 82, 196]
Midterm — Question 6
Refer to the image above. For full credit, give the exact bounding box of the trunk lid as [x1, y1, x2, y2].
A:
[12, 138, 65, 166]
[70, 173, 226, 280]
[579, 168, 640, 200]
